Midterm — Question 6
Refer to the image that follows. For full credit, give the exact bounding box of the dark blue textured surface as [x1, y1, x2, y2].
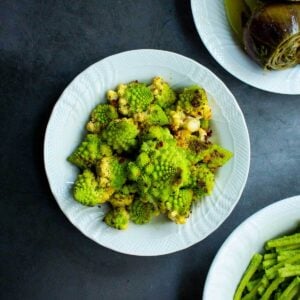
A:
[1, 1, 299, 299]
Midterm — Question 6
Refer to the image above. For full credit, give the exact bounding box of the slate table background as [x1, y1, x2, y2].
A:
[1, 1, 300, 299]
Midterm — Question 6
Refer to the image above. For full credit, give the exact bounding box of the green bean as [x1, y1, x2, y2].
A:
[266, 233, 300, 249]
[263, 259, 277, 269]
[276, 244, 300, 252]
[246, 278, 260, 292]
[257, 276, 269, 295]
[278, 265, 300, 277]
[261, 277, 285, 300]
[264, 253, 277, 260]
[233, 254, 263, 300]
[279, 277, 300, 299]
[265, 254, 300, 280]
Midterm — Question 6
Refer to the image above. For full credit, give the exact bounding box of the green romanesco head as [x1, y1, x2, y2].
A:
[177, 85, 211, 119]
[150, 76, 176, 108]
[104, 207, 129, 230]
[133, 104, 169, 127]
[189, 164, 215, 199]
[73, 169, 113, 206]
[101, 118, 139, 153]
[117, 82, 153, 116]
[142, 125, 174, 143]
[163, 189, 194, 224]
[129, 199, 159, 224]
[202, 144, 233, 171]
[68, 134, 101, 169]
[86, 104, 118, 133]
[96, 156, 128, 191]
[128, 140, 191, 202]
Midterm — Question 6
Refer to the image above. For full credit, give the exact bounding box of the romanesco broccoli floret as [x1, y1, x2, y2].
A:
[129, 199, 159, 224]
[128, 140, 191, 202]
[149, 76, 176, 108]
[96, 156, 127, 191]
[177, 86, 211, 119]
[104, 207, 129, 230]
[109, 192, 134, 207]
[142, 126, 174, 142]
[175, 130, 210, 164]
[202, 144, 233, 171]
[163, 189, 194, 224]
[189, 164, 215, 199]
[133, 104, 169, 127]
[101, 118, 139, 153]
[117, 82, 153, 116]
[68, 134, 101, 169]
[86, 104, 118, 133]
[73, 169, 113, 206]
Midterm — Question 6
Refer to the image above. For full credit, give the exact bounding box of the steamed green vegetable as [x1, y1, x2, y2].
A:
[234, 230, 300, 299]
[68, 77, 233, 230]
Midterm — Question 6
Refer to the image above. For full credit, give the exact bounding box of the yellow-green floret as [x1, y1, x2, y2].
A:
[202, 144, 233, 171]
[96, 156, 128, 191]
[189, 164, 215, 199]
[68, 134, 102, 169]
[86, 104, 118, 133]
[150, 76, 176, 108]
[129, 199, 159, 224]
[133, 104, 169, 127]
[73, 169, 112, 206]
[177, 86, 211, 119]
[142, 126, 173, 142]
[163, 189, 194, 224]
[117, 82, 153, 116]
[104, 207, 129, 230]
[128, 140, 191, 203]
[101, 118, 139, 153]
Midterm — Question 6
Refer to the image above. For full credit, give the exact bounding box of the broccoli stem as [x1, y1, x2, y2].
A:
[278, 265, 300, 277]
[279, 276, 300, 299]
[257, 276, 270, 295]
[263, 259, 277, 269]
[265, 254, 300, 280]
[277, 249, 300, 256]
[264, 253, 277, 260]
[246, 278, 260, 292]
[233, 253, 263, 300]
[261, 276, 285, 300]
[266, 233, 300, 250]
[286, 285, 299, 300]
[276, 244, 300, 252]
[242, 277, 266, 299]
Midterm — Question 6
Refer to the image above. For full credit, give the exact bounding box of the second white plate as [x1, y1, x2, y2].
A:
[191, 0, 300, 95]
[203, 195, 300, 299]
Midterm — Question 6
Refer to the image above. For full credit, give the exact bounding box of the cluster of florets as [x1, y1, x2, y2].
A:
[68, 77, 232, 230]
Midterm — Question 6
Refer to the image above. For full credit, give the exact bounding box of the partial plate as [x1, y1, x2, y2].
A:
[203, 195, 300, 299]
[191, 0, 300, 95]
[44, 49, 250, 256]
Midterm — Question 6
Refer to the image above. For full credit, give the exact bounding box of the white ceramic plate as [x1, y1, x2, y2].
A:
[191, 0, 300, 95]
[44, 49, 250, 256]
[203, 195, 300, 299]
